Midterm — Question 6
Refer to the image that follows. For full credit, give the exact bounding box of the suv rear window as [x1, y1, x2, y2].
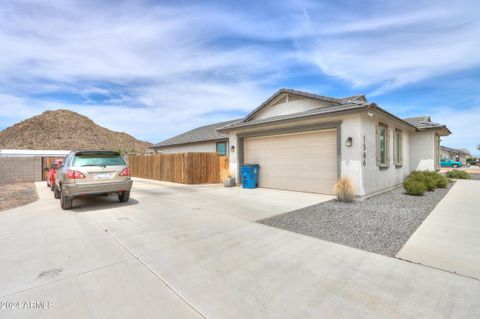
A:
[73, 154, 126, 167]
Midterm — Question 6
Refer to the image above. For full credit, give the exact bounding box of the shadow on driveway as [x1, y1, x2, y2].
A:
[69, 196, 140, 212]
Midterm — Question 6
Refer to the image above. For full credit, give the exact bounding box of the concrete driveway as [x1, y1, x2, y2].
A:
[1, 178, 479, 318]
[397, 179, 480, 279]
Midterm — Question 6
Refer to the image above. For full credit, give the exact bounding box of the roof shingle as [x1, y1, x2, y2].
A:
[402, 116, 448, 130]
[151, 119, 240, 148]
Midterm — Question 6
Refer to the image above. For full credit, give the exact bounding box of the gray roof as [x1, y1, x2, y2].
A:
[151, 119, 240, 148]
[440, 145, 471, 155]
[458, 148, 471, 155]
[402, 116, 447, 131]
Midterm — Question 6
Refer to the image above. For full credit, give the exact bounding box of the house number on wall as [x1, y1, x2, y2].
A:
[363, 136, 366, 166]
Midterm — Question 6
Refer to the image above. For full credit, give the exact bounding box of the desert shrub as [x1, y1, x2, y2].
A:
[403, 178, 426, 196]
[333, 176, 356, 202]
[403, 170, 448, 195]
[446, 170, 471, 179]
[424, 171, 449, 189]
[409, 171, 436, 191]
[436, 175, 448, 188]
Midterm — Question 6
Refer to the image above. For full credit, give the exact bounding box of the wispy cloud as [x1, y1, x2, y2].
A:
[295, 0, 480, 94]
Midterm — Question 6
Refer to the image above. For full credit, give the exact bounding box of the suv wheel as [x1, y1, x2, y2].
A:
[118, 191, 130, 202]
[60, 188, 73, 210]
[452, 164, 459, 168]
[54, 185, 61, 199]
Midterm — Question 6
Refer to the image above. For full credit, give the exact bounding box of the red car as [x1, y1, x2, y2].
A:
[46, 159, 63, 191]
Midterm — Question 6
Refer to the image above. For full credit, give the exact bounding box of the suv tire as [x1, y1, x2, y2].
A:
[54, 185, 61, 199]
[60, 188, 73, 210]
[118, 191, 130, 202]
[452, 164, 459, 168]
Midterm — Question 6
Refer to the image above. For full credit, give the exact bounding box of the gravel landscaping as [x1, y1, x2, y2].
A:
[259, 184, 453, 257]
[0, 182, 38, 212]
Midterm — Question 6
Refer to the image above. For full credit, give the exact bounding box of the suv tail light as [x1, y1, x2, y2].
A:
[66, 170, 85, 179]
[119, 168, 131, 177]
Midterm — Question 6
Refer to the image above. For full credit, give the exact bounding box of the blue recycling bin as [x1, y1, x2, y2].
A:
[240, 164, 260, 189]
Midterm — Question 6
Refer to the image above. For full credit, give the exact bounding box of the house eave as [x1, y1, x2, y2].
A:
[219, 103, 420, 134]
[418, 126, 451, 136]
[368, 104, 419, 131]
[218, 105, 370, 133]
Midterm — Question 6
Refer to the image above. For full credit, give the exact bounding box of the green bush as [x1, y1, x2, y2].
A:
[425, 171, 449, 189]
[409, 171, 436, 191]
[404, 178, 426, 196]
[446, 170, 471, 179]
[403, 171, 449, 195]
[435, 174, 448, 188]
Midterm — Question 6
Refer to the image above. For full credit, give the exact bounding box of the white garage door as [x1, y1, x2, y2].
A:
[244, 129, 337, 194]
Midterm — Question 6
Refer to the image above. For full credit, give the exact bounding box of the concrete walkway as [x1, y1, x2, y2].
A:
[397, 179, 480, 279]
[1, 178, 479, 318]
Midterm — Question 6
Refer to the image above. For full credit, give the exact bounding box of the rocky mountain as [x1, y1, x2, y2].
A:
[0, 109, 152, 153]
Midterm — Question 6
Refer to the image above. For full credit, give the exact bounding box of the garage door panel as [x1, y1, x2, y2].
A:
[244, 130, 337, 194]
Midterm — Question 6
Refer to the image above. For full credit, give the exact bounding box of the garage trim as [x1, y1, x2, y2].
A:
[237, 121, 342, 180]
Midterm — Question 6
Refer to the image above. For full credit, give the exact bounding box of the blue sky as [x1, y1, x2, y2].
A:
[0, 0, 479, 153]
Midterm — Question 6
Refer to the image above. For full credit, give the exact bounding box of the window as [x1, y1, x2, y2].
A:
[393, 129, 403, 166]
[216, 142, 227, 156]
[73, 154, 126, 167]
[380, 126, 386, 165]
[376, 123, 390, 167]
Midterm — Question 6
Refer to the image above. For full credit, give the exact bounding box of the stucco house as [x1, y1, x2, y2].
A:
[440, 146, 471, 165]
[151, 89, 451, 197]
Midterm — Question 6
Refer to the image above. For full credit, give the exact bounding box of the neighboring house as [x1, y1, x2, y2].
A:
[440, 146, 471, 165]
[151, 89, 451, 197]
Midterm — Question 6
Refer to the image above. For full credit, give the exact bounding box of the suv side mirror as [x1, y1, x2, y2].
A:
[50, 163, 58, 169]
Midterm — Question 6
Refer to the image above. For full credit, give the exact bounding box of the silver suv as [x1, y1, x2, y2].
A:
[54, 150, 133, 210]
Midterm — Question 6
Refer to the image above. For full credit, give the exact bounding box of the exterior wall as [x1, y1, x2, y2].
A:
[440, 149, 451, 160]
[225, 110, 437, 197]
[253, 97, 332, 120]
[228, 135, 240, 181]
[360, 113, 412, 196]
[153, 140, 227, 154]
[228, 113, 365, 195]
[338, 114, 364, 195]
[0, 157, 42, 184]
[410, 131, 436, 171]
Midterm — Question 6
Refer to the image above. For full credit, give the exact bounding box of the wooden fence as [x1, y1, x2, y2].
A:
[128, 153, 229, 184]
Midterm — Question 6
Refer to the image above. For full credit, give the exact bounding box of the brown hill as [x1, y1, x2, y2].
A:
[0, 109, 152, 153]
